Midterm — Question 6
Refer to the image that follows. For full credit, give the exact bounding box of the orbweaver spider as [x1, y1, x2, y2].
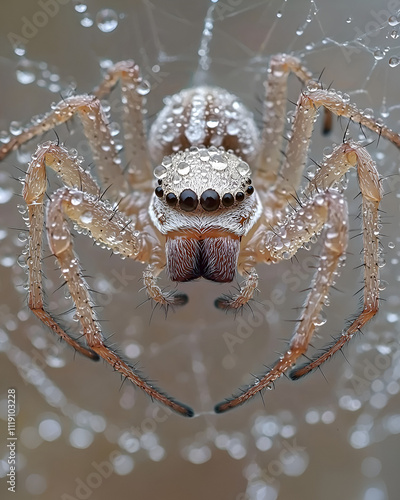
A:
[1, 55, 399, 417]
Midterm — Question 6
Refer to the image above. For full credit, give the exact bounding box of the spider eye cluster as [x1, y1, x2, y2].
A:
[153, 146, 255, 213]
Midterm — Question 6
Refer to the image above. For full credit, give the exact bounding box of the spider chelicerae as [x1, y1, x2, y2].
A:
[1, 55, 399, 417]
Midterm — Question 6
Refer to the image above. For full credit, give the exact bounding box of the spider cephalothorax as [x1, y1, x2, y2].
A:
[149, 146, 262, 283]
[1, 55, 399, 417]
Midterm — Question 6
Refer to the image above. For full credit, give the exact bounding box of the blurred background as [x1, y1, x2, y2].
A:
[0, 0, 400, 499]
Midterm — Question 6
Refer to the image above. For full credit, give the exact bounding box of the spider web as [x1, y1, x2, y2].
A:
[0, 1, 400, 499]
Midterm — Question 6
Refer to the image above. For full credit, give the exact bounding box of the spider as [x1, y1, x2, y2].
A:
[1, 55, 399, 417]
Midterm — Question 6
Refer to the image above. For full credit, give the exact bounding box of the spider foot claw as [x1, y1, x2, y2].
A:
[214, 296, 232, 310]
[168, 291, 188, 307]
[85, 349, 101, 361]
[289, 363, 312, 380]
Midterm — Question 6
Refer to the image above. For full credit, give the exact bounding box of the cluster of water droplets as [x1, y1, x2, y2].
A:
[6, 2, 122, 104]
[154, 145, 251, 200]
[72, 2, 119, 32]
[149, 87, 259, 163]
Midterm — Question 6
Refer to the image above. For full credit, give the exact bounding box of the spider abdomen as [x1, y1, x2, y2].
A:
[148, 86, 259, 163]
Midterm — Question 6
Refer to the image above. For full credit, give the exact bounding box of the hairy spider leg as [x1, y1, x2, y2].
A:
[24, 143, 194, 417]
[216, 140, 382, 413]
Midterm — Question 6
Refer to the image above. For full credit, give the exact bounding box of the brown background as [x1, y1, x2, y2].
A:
[0, 1, 400, 499]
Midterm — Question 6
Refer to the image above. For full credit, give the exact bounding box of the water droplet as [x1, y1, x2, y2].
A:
[137, 80, 151, 96]
[16, 60, 37, 84]
[80, 211, 93, 224]
[206, 115, 219, 128]
[177, 162, 190, 175]
[378, 280, 388, 291]
[1, 255, 15, 267]
[237, 161, 250, 176]
[0, 131, 10, 144]
[71, 192, 83, 206]
[96, 8, 118, 32]
[0, 187, 13, 204]
[314, 311, 327, 327]
[197, 149, 207, 162]
[389, 56, 400, 67]
[153, 165, 167, 179]
[380, 103, 389, 118]
[391, 29, 399, 39]
[210, 155, 227, 171]
[172, 103, 184, 115]
[346, 17, 352, 23]
[80, 15, 93, 28]
[388, 15, 399, 26]
[172, 173, 182, 185]
[162, 156, 172, 168]
[349, 429, 370, 449]
[373, 49, 384, 61]
[9, 121, 23, 136]
[74, 2, 87, 13]
[109, 122, 120, 137]
[386, 312, 399, 322]
[13, 43, 26, 57]
[226, 121, 239, 135]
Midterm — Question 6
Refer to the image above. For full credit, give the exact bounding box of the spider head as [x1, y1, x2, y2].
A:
[149, 147, 262, 283]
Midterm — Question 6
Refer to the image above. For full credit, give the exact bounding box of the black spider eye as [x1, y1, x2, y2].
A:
[166, 192, 177, 207]
[236, 191, 245, 202]
[179, 189, 198, 212]
[222, 193, 234, 207]
[155, 186, 164, 198]
[246, 185, 254, 195]
[200, 189, 220, 211]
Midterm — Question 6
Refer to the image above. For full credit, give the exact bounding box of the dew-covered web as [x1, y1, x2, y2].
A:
[0, 1, 400, 499]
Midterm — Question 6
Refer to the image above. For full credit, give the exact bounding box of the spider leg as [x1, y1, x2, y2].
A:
[23, 143, 101, 360]
[0, 95, 129, 201]
[273, 85, 400, 203]
[92, 60, 153, 185]
[257, 54, 314, 185]
[143, 265, 188, 310]
[291, 142, 382, 379]
[215, 268, 258, 310]
[216, 141, 382, 413]
[25, 190, 99, 361]
[23, 143, 192, 416]
[46, 186, 193, 417]
[215, 189, 348, 413]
